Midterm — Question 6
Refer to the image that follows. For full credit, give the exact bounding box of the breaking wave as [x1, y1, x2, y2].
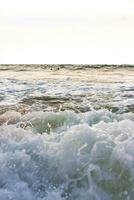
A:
[0, 109, 134, 199]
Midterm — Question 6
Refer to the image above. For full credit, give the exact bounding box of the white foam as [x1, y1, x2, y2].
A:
[0, 110, 134, 199]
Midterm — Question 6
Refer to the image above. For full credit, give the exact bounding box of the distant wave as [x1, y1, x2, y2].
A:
[0, 64, 134, 71]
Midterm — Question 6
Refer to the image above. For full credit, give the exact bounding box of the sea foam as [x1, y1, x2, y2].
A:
[0, 109, 134, 199]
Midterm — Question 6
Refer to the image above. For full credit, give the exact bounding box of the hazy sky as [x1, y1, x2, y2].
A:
[0, 0, 134, 64]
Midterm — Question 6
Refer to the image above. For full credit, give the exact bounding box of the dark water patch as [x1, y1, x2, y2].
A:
[0, 96, 4, 102]
[125, 105, 134, 113]
[122, 88, 134, 92]
[20, 95, 90, 113]
[123, 94, 134, 98]
[22, 96, 71, 105]
[94, 104, 120, 113]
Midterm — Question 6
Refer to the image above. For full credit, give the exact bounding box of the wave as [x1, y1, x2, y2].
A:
[0, 109, 134, 199]
[0, 77, 134, 115]
[0, 64, 134, 71]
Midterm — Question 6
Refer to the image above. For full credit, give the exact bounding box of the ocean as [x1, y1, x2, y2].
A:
[0, 65, 134, 200]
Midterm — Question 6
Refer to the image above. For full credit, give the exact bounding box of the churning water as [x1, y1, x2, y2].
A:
[0, 65, 134, 200]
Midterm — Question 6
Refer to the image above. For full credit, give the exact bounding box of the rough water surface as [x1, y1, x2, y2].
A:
[0, 65, 134, 200]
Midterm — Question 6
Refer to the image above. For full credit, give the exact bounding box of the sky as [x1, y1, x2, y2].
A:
[0, 0, 134, 64]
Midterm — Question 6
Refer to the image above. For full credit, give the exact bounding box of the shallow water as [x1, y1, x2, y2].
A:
[0, 65, 134, 200]
[0, 68, 134, 114]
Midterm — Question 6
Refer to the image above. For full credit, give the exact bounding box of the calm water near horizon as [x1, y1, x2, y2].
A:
[0, 65, 134, 199]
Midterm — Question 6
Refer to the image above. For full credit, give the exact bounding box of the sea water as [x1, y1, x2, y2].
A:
[0, 65, 134, 200]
